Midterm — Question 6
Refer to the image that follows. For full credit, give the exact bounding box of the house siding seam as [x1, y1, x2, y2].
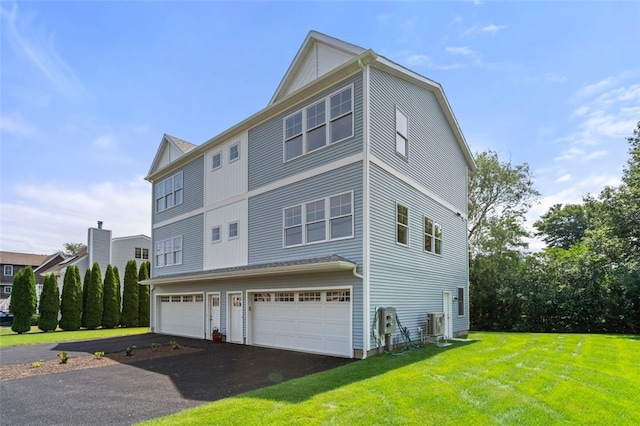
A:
[152, 214, 204, 278]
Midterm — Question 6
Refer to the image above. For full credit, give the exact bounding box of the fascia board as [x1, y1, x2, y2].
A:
[140, 260, 356, 286]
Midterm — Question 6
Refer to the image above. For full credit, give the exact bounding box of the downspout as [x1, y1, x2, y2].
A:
[357, 57, 371, 359]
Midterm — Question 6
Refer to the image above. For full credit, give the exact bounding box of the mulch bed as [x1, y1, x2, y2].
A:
[0, 344, 202, 381]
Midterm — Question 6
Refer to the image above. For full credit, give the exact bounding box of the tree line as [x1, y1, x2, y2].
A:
[469, 122, 639, 334]
[9, 260, 151, 333]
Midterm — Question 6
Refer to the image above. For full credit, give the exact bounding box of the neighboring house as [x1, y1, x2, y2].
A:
[0, 251, 62, 311]
[143, 31, 475, 359]
[45, 222, 151, 293]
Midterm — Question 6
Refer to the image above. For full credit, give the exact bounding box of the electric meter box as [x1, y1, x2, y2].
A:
[378, 307, 396, 335]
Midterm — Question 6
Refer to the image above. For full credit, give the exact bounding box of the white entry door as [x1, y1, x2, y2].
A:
[443, 291, 452, 338]
[228, 293, 243, 343]
[209, 294, 220, 338]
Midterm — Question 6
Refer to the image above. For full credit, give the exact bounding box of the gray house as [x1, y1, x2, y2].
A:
[144, 31, 475, 358]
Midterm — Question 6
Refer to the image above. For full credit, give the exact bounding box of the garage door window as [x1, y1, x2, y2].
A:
[171, 295, 181, 302]
[195, 294, 203, 302]
[326, 290, 350, 302]
[253, 292, 272, 302]
[275, 292, 295, 302]
[299, 292, 321, 302]
[160, 296, 170, 302]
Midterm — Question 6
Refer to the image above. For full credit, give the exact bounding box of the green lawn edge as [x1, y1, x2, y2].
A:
[0, 326, 149, 347]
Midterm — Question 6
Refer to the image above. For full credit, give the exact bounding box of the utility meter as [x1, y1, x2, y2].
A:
[378, 307, 396, 335]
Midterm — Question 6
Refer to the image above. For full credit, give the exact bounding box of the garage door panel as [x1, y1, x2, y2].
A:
[158, 294, 204, 339]
[251, 289, 351, 357]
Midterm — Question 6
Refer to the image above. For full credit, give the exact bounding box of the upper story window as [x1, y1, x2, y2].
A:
[396, 203, 409, 245]
[155, 172, 183, 213]
[3, 286, 11, 294]
[424, 217, 442, 255]
[396, 107, 408, 158]
[3, 265, 13, 276]
[284, 86, 353, 162]
[155, 236, 183, 267]
[457, 287, 465, 316]
[211, 226, 221, 243]
[283, 191, 354, 247]
[229, 143, 240, 163]
[134, 247, 149, 260]
[212, 151, 222, 170]
[228, 221, 239, 239]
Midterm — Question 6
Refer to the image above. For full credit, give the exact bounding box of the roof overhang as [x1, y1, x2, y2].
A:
[140, 258, 357, 286]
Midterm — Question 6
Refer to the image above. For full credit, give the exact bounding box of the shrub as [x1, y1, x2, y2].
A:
[85, 263, 103, 330]
[94, 351, 105, 359]
[101, 265, 119, 329]
[81, 268, 91, 328]
[10, 267, 37, 334]
[138, 261, 150, 327]
[60, 266, 82, 331]
[151, 343, 161, 350]
[38, 273, 60, 331]
[57, 352, 70, 364]
[30, 314, 40, 326]
[169, 340, 180, 350]
[121, 260, 139, 327]
[31, 360, 44, 368]
[125, 346, 135, 356]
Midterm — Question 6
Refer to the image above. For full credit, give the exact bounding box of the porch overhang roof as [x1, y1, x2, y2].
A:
[139, 255, 358, 286]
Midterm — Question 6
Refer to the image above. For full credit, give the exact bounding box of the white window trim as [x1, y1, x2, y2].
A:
[155, 171, 184, 213]
[155, 235, 183, 268]
[395, 106, 409, 159]
[423, 216, 442, 255]
[228, 221, 239, 240]
[228, 143, 240, 163]
[396, 202, 409, 247]
[457, 287, 465, 317]
[283, 84, 355, 163]
[283, 191, 355, 248]
[211, 225, 222, 243]
[4, 265, 13, 276]
[212, 151, 222, 170]
[3, 286, 11, 294]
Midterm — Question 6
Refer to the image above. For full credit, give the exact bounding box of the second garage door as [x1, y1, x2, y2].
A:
[157, 294, 204, 339]
[250, 289, 351, 357]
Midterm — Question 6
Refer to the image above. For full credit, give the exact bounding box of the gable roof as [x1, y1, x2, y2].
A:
[147, 134, 198, 176]
[0, 251, 50, 267]
[269, 31, 366, 105]
[146, 31, 475, 180]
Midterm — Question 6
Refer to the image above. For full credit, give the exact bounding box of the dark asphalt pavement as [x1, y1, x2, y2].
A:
[0, 333, 354, 425]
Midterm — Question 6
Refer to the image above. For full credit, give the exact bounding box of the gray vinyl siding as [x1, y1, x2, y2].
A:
[248, 162, 363, 269]
[153, 156, 204, 224]
[248, 73, 363, 190]
[152, 214, 204, 278]
[368, 164, 469, 348]
[88, 228, 112, 275]
[152, 271, 363, 351]
[111, 237, 151, 283]
[369, 67, 468, 213]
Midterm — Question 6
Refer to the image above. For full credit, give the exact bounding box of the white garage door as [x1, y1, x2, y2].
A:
[251, 289, 351, 357]
[157, 294, 204, 338]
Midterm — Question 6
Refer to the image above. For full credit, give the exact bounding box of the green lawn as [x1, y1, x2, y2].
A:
[139, 332, 639, 426]
[0, 326, 149, 347]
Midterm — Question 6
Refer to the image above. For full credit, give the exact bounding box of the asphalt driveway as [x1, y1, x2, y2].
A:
[0, 333, 354, 425]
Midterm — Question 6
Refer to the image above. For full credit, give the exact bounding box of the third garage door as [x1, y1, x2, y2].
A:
[250, 289, 351, 357]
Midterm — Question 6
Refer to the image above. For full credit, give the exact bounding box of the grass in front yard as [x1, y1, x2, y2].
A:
[0, 327, 149, 347]
[139, 332, 640, 426]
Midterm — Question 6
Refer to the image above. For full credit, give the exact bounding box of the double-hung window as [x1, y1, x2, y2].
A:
[212, 151, 222, 170]
[396, 203, 409, 245]
[155, 236, 183, 267]
[284, 86, 353, 161]
[228, 221, 239, 239]
[155, 172, 183, 212]
[284, 192, 354, 247]
[424, 217, 442, 254]
[396, 107, 408, 157]
[4, 265, 13, 276]
[229, 143, 239, 162]
[457, 287, 465, 316]
[134, 247, 149, 260]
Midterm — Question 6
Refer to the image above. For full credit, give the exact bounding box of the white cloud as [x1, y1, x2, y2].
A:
[0, 2, 88, 100]
[555, 174, 572, 183]
[406, 54, 429, 66]
[585, 150, 608, 161]
[574, 77, 615, 99]
[445, 46, 475, 56]
[0, 112, 37, 137]
[92, 135, 114, 149]
[481, 24, 506, 33]
[0, 176, 151, 253]
[463, 23, 507, 37]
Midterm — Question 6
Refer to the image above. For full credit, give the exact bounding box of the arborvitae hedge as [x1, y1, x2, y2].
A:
[101, 265, 119, 329]
[85, 263, 103, 329]
[120, 260, 139, 327]
[10, 266, 37, 334]
[113, 265, 121, 325]
[138, 261, 150, 327]
[38, 273, 60, 331]
[59, 266, 82, 331]
[81, 268, 90, 328]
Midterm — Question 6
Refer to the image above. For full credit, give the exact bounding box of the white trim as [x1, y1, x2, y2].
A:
[395, 106, 409, 159]
[154, 291, 205, 339]
[423, 216, 443, 256]
[153, 152, 364, 230]
[371, 154, 467, 220]
[395, 202, 409, 247]
[211, 225, 222, 243]
[155, 171, 184, 213]
[443, 291, 453, 339]
[154, 235, 183, 268]
[362, 61, 371, 358]
[207, 292, 221, 339]
[228, 220, 239, 240]
[228, 143, 240, 163]
[227, 292, 244, 344]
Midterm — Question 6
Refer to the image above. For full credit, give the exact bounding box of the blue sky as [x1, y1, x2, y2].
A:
[1, 1, 638, 254]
